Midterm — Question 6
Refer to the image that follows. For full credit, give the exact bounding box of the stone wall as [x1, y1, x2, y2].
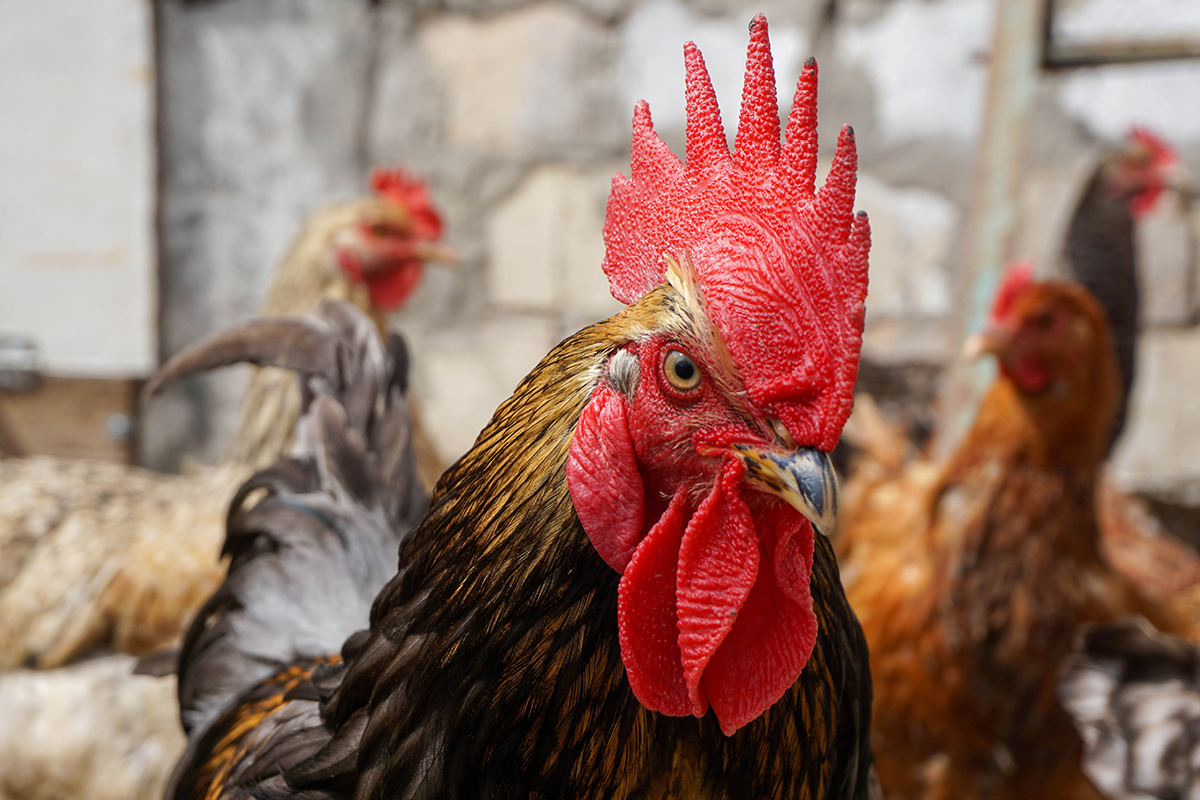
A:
[146, 0, 1200, 501]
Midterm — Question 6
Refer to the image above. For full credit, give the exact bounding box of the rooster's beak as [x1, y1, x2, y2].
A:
[729, 444, 838, 536]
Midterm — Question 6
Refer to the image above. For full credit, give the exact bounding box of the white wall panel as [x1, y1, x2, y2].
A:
[0, 0, 155, 376]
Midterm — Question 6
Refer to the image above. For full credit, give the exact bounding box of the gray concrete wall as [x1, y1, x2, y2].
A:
[145, 0, 1200, 498]
[148, 0, 378, 467]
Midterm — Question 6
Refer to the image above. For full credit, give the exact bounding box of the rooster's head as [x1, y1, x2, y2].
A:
[1105, 128, 1188, 218]
[566, 15, 869, 735]
[334, 166, 450, 310]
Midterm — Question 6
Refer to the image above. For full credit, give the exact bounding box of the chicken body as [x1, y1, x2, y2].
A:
[1060, 617, 1200, 800]
[0, 458, 237, 668]
[840, 278, 1186, 800]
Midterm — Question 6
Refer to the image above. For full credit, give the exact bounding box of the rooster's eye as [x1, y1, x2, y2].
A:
[663, 349, 702, 393]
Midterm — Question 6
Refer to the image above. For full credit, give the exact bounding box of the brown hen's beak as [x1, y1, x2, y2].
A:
[729, 443, 839, 536]
[962, 325, 1008, 361]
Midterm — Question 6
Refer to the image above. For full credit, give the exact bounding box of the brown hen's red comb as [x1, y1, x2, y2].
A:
[991, 261, 1035, 322]
[602, 15, 870, 452]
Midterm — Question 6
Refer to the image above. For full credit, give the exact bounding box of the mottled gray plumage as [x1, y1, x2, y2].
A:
[164, 301, 428, 798]
[1060, 617, 1200, 800]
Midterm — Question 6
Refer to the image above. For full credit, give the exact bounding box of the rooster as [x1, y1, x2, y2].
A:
[0, 166, 445, 671]
[1057, 129, 1200, 606]
[1061, 128, 1185, 453]
[839, 265, 1190, 800]
[223, 165, 450, 476]
[168, 18, 876, 799]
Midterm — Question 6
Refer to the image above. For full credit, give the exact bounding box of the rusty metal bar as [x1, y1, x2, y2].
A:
[1042, 0, 1200, 70]
[1045, 40, 1200, 69]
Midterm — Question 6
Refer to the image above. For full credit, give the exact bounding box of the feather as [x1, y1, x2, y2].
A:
[167, 301, 428, 800]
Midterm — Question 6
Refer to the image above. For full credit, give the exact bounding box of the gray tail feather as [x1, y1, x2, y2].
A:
[1059, 616, 1200, 800]
[164, 300, 429, 742]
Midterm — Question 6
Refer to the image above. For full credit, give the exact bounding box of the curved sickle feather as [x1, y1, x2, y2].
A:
[142, 316, 336, 404]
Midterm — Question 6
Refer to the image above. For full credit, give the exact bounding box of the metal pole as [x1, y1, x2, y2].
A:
[935, 0, 1046, 455]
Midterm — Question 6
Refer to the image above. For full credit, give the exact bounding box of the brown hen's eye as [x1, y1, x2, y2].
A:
[663, 349, 701, 392]
[1034, 311, 1055, 330]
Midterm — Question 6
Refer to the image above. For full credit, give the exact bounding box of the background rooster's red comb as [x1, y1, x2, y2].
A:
[1128, 127, 1177, 168]
[601, 15, 871, 451]
[369, 165, 444, 241]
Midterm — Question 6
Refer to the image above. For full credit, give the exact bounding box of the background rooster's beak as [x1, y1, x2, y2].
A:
[416, 241, 459, 266]
[1164, 161, 1195, 194]
[729, 444, 839, 535]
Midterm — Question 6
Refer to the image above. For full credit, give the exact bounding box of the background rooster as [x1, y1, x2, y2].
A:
[839, 266, 1190, 800]
[838, 129, 1188, 512]
[1060, 129, 1186, 454]
[0, 167, 445, 800]
[1056, 129, 1200, 607]
[168, 19, 876, 799]
[0, 166, 444, 671]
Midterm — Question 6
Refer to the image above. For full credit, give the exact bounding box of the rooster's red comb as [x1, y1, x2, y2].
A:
[602, 15, 870, 451]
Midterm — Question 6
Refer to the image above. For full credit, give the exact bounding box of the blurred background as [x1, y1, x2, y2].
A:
[1, 0, 1198, 512]
[1, 1, 1200, 798]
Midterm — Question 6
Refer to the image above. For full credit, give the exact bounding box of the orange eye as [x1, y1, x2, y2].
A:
[662, 349, 701, 393]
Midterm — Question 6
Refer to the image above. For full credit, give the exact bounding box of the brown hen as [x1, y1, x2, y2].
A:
[839, 267, 1190, 800]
